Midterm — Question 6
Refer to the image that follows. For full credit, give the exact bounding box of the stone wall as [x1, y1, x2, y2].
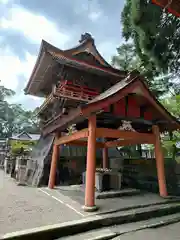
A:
[121, 158, 179, 195]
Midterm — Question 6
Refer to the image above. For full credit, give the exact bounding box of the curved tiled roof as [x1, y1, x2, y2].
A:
[10, 132, 40, 141]
[49, 51, 124, 77]
[24, 36, 127, 96]
[42, 76, 180, 135]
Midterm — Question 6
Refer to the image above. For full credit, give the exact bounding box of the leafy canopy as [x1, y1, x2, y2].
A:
[0, 82, 40, 138]
[121, 0, 180, 95]
[111, 42, 172, 96]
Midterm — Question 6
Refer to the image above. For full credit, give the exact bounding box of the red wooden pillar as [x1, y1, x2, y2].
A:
[103, 147, 108, 169]
[83, 115, 97, 211]
[48, 133, 60, 189]
[152, 125, 168, 197]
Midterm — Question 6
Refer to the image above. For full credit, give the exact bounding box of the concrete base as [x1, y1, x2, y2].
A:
[3, 202, 180, 240]
[82, 205, 98, 212]
[96, 188, 141, 199]
[16, 182, 26, 186]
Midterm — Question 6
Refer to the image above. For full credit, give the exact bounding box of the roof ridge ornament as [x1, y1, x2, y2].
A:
[79, 33, 94, 43]
[67, 124, 77, 135]
[118, 120, 136, 132]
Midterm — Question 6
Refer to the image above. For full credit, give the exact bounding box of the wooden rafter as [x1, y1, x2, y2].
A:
[152, 0, 180, 17]
[54, 127, 155, 147]
[55, 128, 88, 145]
[105, 137, 155, 148]
[81, 80, 138, 116]
[66, 140, 104, 148]
[96, 128, 154, 140]
[42, 108, 82, 136]
[37, 93, 55, 114]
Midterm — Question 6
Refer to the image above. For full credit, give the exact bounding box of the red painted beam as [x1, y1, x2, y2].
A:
[152, 0, 180, 17]
[55, 128, 88, 145]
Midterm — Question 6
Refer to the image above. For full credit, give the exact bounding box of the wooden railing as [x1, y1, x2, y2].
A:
[54, 87, 96, 101]
[37, 93, 54, 114]
[41, 110, 64, 129]
[38, 80, 99, 115]
[53, 79, 99, 102]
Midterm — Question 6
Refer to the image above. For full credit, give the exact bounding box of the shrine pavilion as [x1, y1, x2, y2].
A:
[152, 0, 180, 17]
[25, 33, 180, 211]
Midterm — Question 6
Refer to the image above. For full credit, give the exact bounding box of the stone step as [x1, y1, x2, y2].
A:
[96, 189, 141, 199]
[2, 202, 180, 240]
[62, 228, 117, 240]
[111, 212, 180, 237]
[95, 197, 180, 216]
[112, 213, 180, 239]
[62, 213, 180, 240]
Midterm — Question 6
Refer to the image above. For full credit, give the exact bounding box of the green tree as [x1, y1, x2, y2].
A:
[0, 82, 40, 137]
[8, 105, 40, 135]
[0, 83, 15, 137]
[111, 43, 139, 71]
[161, 95, 180, 156]
[19, 109, 40, 134]
[121, 0, 180, 94]
[161, 95, 180, 119]
[111, 42, 171, 96]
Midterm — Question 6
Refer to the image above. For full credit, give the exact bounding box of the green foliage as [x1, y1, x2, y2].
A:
[0, 82, 40, 138]
[67, 124, 77, 135]
[162, 140, 176, 157]
[10, 140, 36, 155]
[121, 0, 180, 95]
[120, 1, 180, 157]
[160, 95, 180, 156]
[111, 42, 171, 96]
[161, 95, 180, 118]
[111, 43, 139, 71]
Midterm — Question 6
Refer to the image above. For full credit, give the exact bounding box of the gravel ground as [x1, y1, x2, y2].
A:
[0, 170, 81, 235]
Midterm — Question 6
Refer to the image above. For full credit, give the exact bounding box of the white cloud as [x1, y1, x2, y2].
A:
[0, 2, 120, 110]
[97, 38, 125, 63]
[88, 11, 102, 21]
[0, 5, 70, 47]
[0, 45, 44, 110]
[0, 47, 20, 90]
[0, 5, 73, 109]
[87, 0, 102, 21]
[98, 41, 117, 63]
[0, 0, 10, 4]
[22, 53, 37, 80]
[10, 92, 43, 110]
[0, 47, 36, 90]
[73, 0, 102, 22]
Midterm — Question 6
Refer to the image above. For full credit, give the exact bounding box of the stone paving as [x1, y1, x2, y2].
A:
[1, 171, 179, 238]
[118, 222, 180, 240]
[0, 170, 81, 235]
[56, 185, 169, 213]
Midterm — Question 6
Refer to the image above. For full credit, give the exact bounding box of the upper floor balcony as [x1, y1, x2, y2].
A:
[53, 80, 99, 102]
[37, 79, 99, 117]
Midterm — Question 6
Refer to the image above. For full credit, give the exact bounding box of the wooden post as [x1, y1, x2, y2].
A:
[48, 133, 60, 189]
[83, 115, 97, 211]
[152, 125, 167, 197]
[102, 147, 108, 169]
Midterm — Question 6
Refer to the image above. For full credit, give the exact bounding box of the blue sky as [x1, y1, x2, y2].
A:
[0, 0, 125, 110]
